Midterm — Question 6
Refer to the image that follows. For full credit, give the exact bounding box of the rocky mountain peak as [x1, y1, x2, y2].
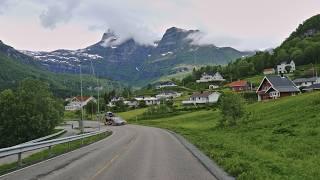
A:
[101, 29, 117, 41]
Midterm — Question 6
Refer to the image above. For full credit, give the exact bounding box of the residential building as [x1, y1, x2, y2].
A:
[227, 80, 250, 92]
[124, 100, 139, 108]
[156, 81, 177, 89]
[293, 77, 320, 88]
[135, 97, 160, 106]
[156, 91, 182, 99]
[256, 75, 300, 101]
[263, 68, 275, 75]
[303, 83, 320, 91]
[277, 60, 296, 74]
[65, 96, 96, 111]
[182, 91, 221, 105]
[196, 72, 225, 83]
[108, 97, 125, 107]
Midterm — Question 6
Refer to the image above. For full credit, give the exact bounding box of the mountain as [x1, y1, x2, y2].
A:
[21, 27, 252, 86]
[0, 41, 123, 97]
[183, 14, 320, 84]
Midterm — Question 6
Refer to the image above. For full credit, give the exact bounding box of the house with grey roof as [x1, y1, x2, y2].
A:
[182, 91, 221, 105]
[303, 83, 320, 92]
[293, 77, 320, 88]
[256, 75, 300, 101]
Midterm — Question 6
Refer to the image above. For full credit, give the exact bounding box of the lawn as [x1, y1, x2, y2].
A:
[117, 108, 148, 121]
[135, 92, 320, 179]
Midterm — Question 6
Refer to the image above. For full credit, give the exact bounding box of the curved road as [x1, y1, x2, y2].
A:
[1, 125, 216, 180]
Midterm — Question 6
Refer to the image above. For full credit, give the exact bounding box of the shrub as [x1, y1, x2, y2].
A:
[219, 93, 246, 126]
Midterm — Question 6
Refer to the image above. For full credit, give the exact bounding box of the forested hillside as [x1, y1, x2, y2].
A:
[0, 52, 123, 97]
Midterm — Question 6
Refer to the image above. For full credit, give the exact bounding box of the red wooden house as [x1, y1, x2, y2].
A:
[227, 80, 250, 92]
[256, 75, 300, 101]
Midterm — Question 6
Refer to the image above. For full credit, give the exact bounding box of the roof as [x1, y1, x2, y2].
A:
[293, 77, 318, 84]
[191, 91, 218, 98]
[265, 75, 300, 92]
[304, 83, 320, 90]
[227, 80, 248, 87]
[75, 96, 92, 102]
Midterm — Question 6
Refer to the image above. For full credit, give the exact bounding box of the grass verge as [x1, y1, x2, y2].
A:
[134, 92, 320, 179]
[0, 131, 111, 175]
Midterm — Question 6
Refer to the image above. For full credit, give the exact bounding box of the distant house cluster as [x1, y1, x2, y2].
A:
[196, 72, 225, 83]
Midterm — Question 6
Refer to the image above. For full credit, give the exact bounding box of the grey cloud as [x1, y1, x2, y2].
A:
[39, 0, 82, 29]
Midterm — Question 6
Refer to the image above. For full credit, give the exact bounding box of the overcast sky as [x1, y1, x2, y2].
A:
[0, 0, 319, 51]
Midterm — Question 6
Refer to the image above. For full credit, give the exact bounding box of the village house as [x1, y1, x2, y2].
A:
[156, 91, 182, 99]
[135, 97, 160, 106]
[156, 81, 177, 89]
[107, 96, 125, 107]
[256, 75, 300, 101]
[263, 68, 275, 75]
[303, 83, 320, 92]
[196, 72, 225, 83]
[182, 91, 221, 105]
[293, 77, 320, 88]
[65, 96, 96, 111]
[277, 60, 296, 74]
[227, 80, 251, 92]
[124, 100, 139, 108]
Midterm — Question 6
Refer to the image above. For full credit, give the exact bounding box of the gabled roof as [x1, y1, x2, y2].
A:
[74, 96, 92, 102]
[263, 75, 300, 92]
[227, 80, 248, 87]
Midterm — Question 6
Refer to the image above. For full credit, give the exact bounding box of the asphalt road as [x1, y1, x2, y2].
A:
[1, 125, 216, 180]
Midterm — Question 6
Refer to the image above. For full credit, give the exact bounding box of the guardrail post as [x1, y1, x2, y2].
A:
[48, 146, 52, 157]
[17, 152, 22, 167]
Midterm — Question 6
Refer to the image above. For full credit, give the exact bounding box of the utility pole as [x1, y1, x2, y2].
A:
[79, 63, 84, 134]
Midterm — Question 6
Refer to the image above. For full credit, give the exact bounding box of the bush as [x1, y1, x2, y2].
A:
[219, 93, 246, 126]
[0, 79, 64, 148]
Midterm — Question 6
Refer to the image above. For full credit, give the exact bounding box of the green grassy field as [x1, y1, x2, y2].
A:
[135, 92, 320, 179]
[117, 108, 148, 121]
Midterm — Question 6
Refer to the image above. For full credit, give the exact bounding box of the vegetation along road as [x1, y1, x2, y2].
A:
[1, 125, 217, 180]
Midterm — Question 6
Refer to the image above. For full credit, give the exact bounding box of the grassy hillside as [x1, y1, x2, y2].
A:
[0, 52, 122, 97]
[135, 92, 320, 179]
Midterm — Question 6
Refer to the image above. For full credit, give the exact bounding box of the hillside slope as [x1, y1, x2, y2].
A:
[136, 92, 320, 179]
[0, 52, 122, 97]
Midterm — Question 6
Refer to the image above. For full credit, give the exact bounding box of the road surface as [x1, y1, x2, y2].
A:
[1, 125, 216, 180]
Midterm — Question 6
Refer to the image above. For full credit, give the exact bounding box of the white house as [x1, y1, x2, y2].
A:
[196, 72, 225, 83]
[156, 82, 177, 89]
[108, 97, 125, 107]
[277, 60, 295, 74]
[124, 100, 139, 108]
[156, 91, 182, 99]
[182, 91, 221, 105]
[135, 97, 160, 106]
[65, 96, 96, 111]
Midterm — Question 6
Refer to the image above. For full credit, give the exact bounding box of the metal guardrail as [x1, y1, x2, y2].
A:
[17, 129, 67, 146]
[0, 129, 108, 166]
